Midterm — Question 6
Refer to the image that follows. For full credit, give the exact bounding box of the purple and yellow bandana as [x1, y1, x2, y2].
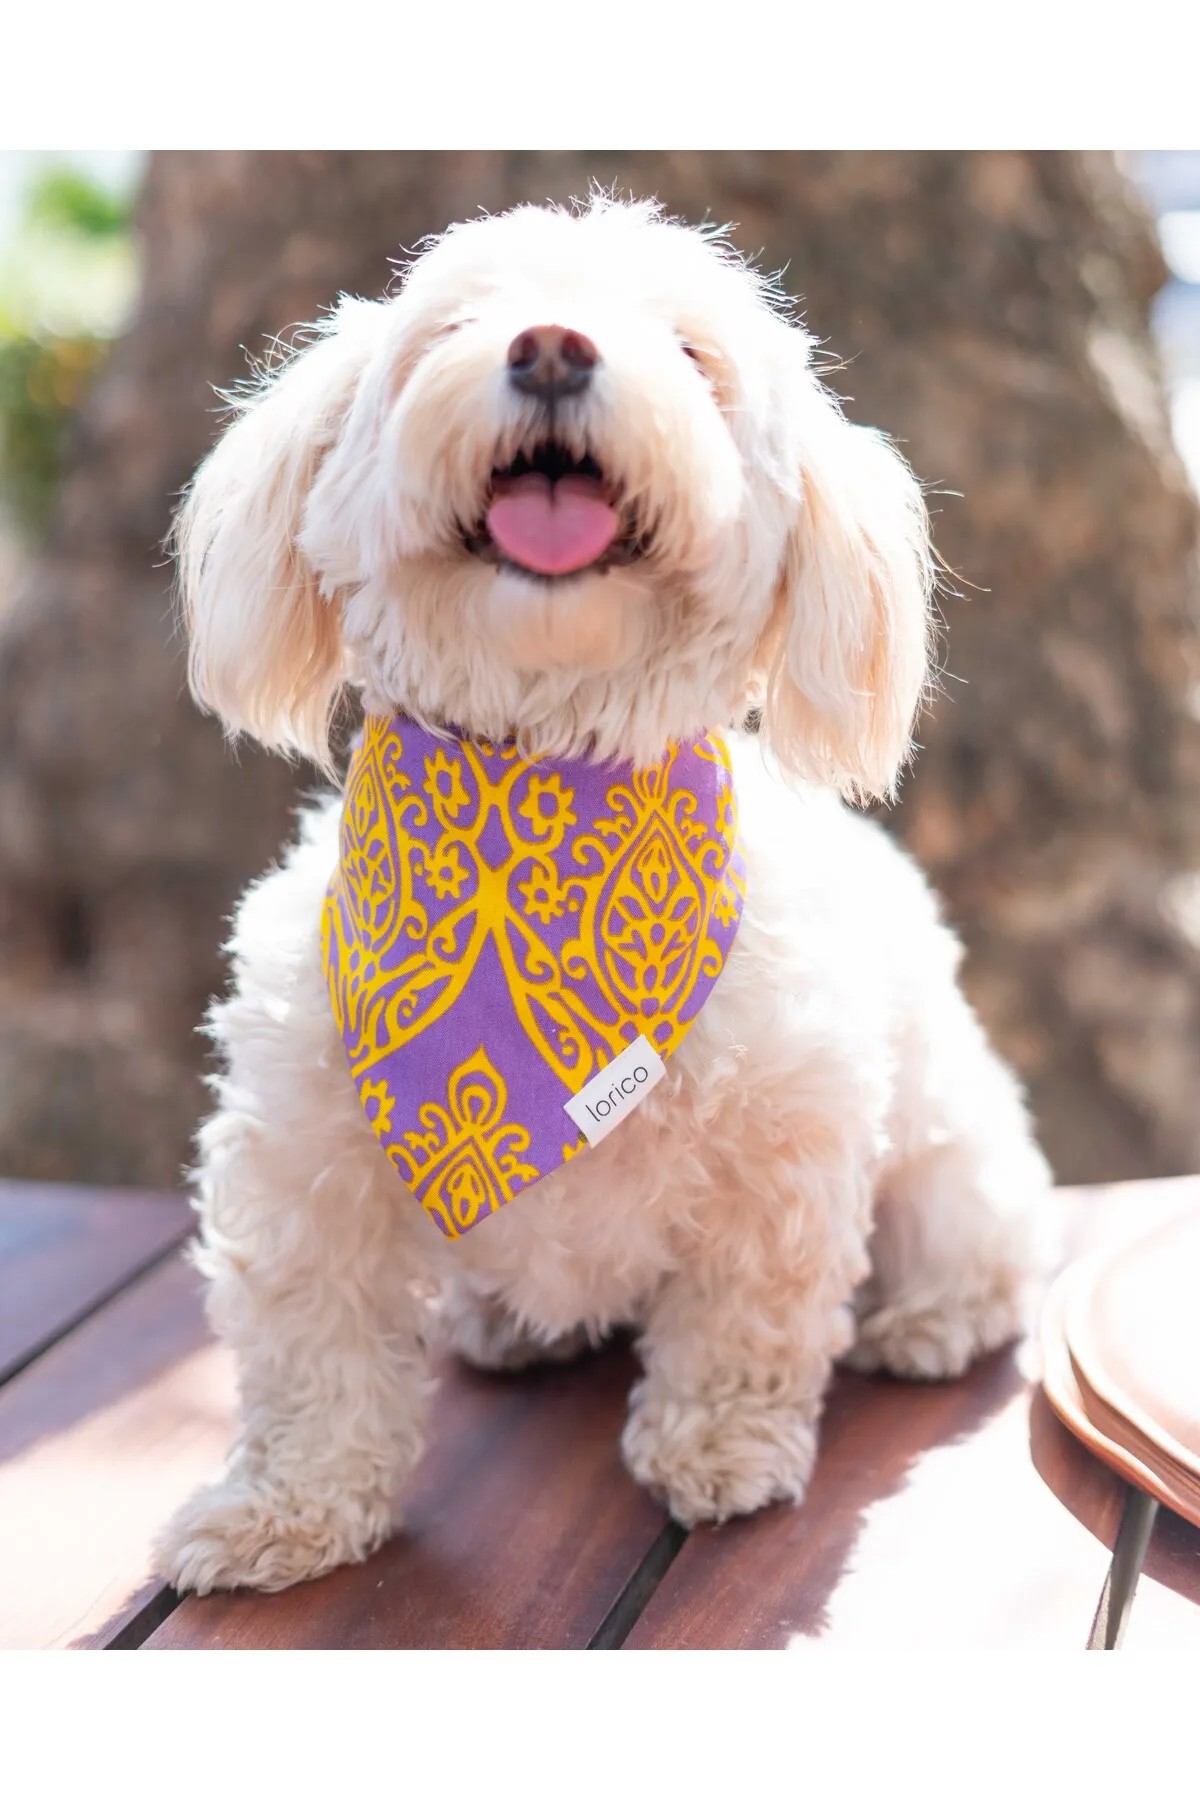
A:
[321, 714, 746, 1239]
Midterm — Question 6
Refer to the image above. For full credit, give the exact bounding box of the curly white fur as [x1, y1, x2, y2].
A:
[159, 196, 1051, 1595]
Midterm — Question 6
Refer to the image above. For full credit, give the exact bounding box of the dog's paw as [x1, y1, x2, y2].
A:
[437, 1286, 591, 1373]
[844, 1287, 1026, 1381]
[154, 1474, 393, 1596]
[621, 1388, 818, 1527]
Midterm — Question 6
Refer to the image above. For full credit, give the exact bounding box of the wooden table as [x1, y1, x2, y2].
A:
[1, 1176, 1197, 1650]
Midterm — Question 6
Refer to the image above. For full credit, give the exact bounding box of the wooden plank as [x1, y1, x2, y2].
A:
[627, 1180, 1200, 1650]
[1, 1243, 662, 1652]
[0, 1255, 235, 1649]
[625, 1352, 1126, 1649]
[6, 1174, 1194, 1651]
[145, 1344, 667, 1649]
[0, 1181, 191, 1384]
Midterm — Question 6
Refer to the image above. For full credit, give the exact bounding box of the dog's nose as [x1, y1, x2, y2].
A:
[506, 325, 599, 402]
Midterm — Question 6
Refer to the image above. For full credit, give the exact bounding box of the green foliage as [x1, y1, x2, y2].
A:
[24, 164, 133, 241]
[0, 332, 108, 537]
[0, 159, 139, 541]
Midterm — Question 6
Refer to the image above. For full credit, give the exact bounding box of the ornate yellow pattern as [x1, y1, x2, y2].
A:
[386, 1047, 540, 1238]
[322, 715, 746, 1237]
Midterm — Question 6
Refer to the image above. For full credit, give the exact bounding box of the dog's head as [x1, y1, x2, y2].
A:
[178, 196, 931, 796]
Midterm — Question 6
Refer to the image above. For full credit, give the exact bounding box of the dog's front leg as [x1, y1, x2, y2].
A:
[155, 1098, 432, 1596]
[621, 1147, 873, 1528]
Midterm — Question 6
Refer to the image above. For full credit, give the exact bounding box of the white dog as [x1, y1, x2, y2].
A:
[157, 196, 1050, 1596]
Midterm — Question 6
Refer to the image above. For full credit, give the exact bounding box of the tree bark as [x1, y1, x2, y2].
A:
[1, 151, 1197, 1185]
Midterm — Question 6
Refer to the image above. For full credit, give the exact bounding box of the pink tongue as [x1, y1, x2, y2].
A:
[487, 473, 619, 577]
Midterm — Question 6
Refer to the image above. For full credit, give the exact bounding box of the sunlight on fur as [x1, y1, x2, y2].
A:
[159, 195, 1052, 1596]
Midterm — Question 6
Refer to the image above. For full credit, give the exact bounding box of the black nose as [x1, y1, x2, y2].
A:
[507, 325, 599, 402]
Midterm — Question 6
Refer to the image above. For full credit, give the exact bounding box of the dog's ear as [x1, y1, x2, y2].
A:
[756, 366, 933, 803]
[175, 298, 386, 771]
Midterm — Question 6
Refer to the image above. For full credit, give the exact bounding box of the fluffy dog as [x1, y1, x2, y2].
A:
[158, 196, 1051, 1595]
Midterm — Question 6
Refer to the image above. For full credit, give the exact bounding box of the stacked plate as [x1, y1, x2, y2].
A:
[1041, 1207, 1200, 1528]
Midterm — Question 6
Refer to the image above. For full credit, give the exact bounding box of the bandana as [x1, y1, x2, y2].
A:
[321, 713, 746, 1239]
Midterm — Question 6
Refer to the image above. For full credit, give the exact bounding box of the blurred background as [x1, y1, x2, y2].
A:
[0, 151, 1198, 1192]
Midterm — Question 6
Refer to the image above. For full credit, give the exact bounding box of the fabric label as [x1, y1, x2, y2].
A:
[563, 1036, 666, 1147]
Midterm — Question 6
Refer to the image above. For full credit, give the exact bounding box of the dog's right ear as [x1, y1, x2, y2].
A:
[175, 297, 386, 771]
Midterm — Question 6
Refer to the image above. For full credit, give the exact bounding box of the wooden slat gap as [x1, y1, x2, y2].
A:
[0, 1231, 195, 1391]
[590, 1522, 689, 1649]
[104, 1583, 187, 1650]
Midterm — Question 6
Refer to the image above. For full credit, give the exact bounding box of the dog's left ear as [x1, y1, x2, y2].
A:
[756, 360, 933, 803]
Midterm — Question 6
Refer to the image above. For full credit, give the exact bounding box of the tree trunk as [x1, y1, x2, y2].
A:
[1, 151, 1197, 1186]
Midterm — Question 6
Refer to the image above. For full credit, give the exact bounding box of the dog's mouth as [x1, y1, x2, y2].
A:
[463, 441, 642, 579]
